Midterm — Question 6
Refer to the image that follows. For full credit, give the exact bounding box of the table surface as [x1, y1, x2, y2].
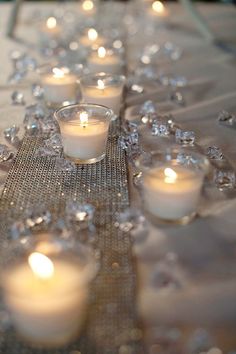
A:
[1, 2, 236, 353]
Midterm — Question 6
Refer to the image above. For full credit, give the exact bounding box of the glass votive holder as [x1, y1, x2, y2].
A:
[38, 65, 78, 108]
[55, 103, 113, 164]
[135, 148, 210, 224]
[80, 72, 126, 120]
[87, 46, 123, 74]
[0, 233, 98, 348]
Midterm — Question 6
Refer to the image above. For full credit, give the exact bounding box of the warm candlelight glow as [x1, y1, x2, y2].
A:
[164, 167, 177, 183]
[46, 17, 57, 29]
[52, 67, 65, 79]
[97, 79, 105, 90]
[152, 0, 165, 13]
[88, 28, 98, 41]
[28, 252, 54, 280]
[98, 47, 106, 58]
[80, 111, 89, 126]
[82, 0, 94, 11]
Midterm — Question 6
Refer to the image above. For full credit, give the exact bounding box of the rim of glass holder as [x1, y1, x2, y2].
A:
[135, 147, 210, 179]
[79, 72, 126, 89]
[0, 232, 99, 297]
[54, 102, 114, 126]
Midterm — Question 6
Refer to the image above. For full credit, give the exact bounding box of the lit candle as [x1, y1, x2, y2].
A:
[40, 67, 78, 107]
[80, 73, 125, 119]
[40, 17, 62, 37]
[148, 0, 169, 18]
[143, 165, 204, 222]
[79, 28, 106, 48]
[55, 104, 112, 164]
[2, 252, 89, 347]
[79, 0, 96, 16]
[88, 46, 122, 74]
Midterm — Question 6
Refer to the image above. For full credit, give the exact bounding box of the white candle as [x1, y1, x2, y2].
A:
[3, 252, 88, 347]
[88, 47, 122, 74]
[148, 0, 169, 18]
[143, 165, 203, 221]
[60, 111, 110, 162]
[79, 28, 105, 48]
[81, 78, 124, 117]
[41, 67, 78, 106]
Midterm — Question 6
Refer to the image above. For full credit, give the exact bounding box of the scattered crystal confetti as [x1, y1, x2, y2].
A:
[187, 328, 213, 354]
[0, 144, 14, 163]
[115, 208, 148, 242]
[139, 100, 156, 115]
[206, 146, 224, 160]
[44, 133, 62, 153]
[32, 83, 44, 99]
[4, 125, 20, 144]
[175, 128, 195, 146]
[164, 42, 182, 61]
[135, 66, 158, 80]
[54, 157, 76, 172]
[15, 54, 37, 72]
[218, 110, 236, 126]
[169, 75, 187, 87]
[35, 146, 58, 157]
[40, 117, 58, 135]
[118, 131, 139, 151]
[214, 169, 235, 190]
[169, 90, 185, 106]
[176, 152, 199, 166]
[11, 91, 25, 105]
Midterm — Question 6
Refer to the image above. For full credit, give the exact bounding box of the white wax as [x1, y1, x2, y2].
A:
[3, 260, 88, 347]
[81, 86, 123, 117]
[42, 73, 77, 105]
[143, 165, 203, 220]
[88, 53, 122, 74]
[60, 118, 109, 161]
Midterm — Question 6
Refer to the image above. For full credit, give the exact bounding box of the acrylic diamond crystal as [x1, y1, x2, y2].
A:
[11, 91, 25, 105]
[175, 129, 195, 146]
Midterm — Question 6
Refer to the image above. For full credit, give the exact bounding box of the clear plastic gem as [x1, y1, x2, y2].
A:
[175, 128, 195, 146]
[169, 90, 185, 106]
[139, 100, 156, 115]
[35, 146, 58, 157]
[4, 125, 20, 144]
[11, 91, 25, 105]
[130, 84, 144, 93]
[206, 146, 224, 160]
[151, 119, 170, 137]
[164, 42, 182, 61]
[169, 75, 187, 87]
[214, 169, 235, 190]
[66, 201, 95, 223]
[0, 144, 14, 162]
[45, 133, 62, 153]
[55, 157, 76, 172]
[8, 70, 26, 84]
[25, 210, 51, 228]
[40, 118, 58, 135]
[24, 103, 47, 121]
[115, 208, 148, 242]
[25, 117, 41, 136]
[218, 110, 236, 126]
[32, 83, 44, 99]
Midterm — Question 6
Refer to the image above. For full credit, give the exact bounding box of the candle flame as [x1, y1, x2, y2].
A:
[88, 28, 98, 41]
[164, 167, 177, 183]
[97, 79, 105, 90]
[80, 111, 89, 126]
[152, 1, 164, 13]
[52, 67, 65, 79]
[98, 47, 106, 58]
[82, 0, 94, 11]
[28, 252, 54, 280]
[46, 17, 57, 29]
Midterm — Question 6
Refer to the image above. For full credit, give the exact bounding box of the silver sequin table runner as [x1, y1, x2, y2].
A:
[0, 125, 145, 354]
